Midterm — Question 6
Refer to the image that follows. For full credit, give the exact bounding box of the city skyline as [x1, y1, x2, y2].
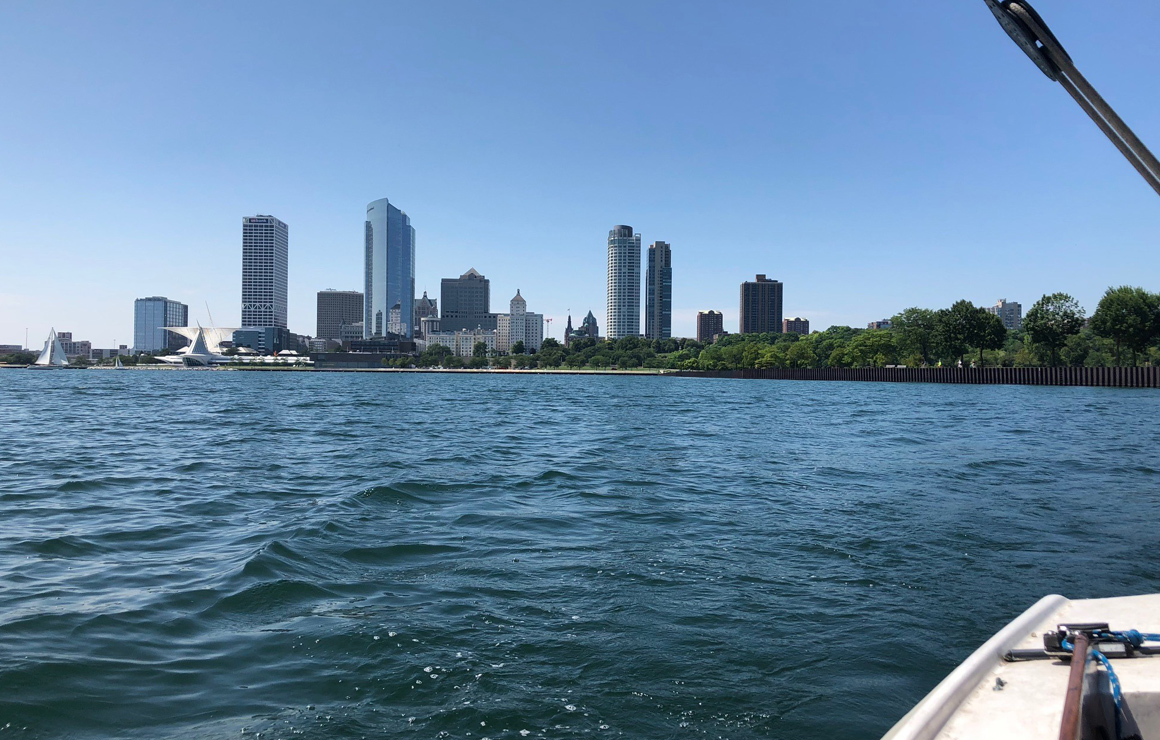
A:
[3, 2, 1160, 347]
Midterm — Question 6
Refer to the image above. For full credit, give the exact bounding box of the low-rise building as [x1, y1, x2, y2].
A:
[233, 327, 292, 355]
[424, 327, 497, 358]
[868, 319, 893, 330]
[783, 317, 810, 335]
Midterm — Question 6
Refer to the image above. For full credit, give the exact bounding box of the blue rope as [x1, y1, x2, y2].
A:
[1058, 629, 1160, 740]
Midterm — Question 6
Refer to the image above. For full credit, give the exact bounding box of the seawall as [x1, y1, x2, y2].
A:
[677, 366, 1160, 388]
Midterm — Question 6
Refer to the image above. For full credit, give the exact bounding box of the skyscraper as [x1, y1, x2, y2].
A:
[440, 268, 496, 331]
[316, 290, 363, 341]
[739, 275, 783, 334]
[241, 215, 289, 329]
[606, 225, 641, 339]
[134, 296, 188, 353]
[645, 241, 672, 340]
[364, 198, 415, 338]
[696, 310, 724, 344]
[496, 290, 544, 353]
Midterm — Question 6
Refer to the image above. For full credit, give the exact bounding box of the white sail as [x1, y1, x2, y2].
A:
[33, 329, 69, 367]
[114, 356, 124, 369]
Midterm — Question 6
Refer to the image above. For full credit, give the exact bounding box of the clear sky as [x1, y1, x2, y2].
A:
[1, 1, 1158, 347]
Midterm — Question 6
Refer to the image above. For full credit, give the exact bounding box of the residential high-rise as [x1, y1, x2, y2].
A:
[241, 215, 289, 329]
[606, 225, 642, 339]
[316, 290, 363, 341]
[134, 296, 189, 353]
[645, 241, 672, 340]
[987, 298, 1023, 331]
[364, 198, 416, 338]
[783, 317, 810, 335]
[440, 268, 496, 331]
[696, 310, 724, 344]
[739, 275, 783, 334]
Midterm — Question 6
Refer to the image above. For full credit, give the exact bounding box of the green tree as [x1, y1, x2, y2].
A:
[974, 311, 1007, 366]
[934, 300, 981, 365]
[845, 329, 898, 367]
[510, 340, 526, 355]
[786, 341, 817, 368]
[472, 341, 489, 358]
[892, 307, 938, 365]
[1024, 293, 1086, 367]
[1089, 286, 1158, 366]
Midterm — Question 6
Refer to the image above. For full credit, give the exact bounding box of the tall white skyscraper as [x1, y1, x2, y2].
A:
[241, 215, 289, 328]
[364, 198, 415, 338]
[606, 225, 641, 340]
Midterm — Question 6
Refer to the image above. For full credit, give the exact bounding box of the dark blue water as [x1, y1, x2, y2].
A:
[1, 371, 1158, 739]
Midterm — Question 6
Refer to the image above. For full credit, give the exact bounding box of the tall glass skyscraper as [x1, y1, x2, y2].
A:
[645, 241, 672, 340]
[364, 198, 415, 338]
[134, 296, 188, 353]
[241, 215, 289, 329]
[606, 225, 641, 340]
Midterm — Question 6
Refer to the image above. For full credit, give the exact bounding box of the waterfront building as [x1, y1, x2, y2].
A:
[440, 268, 496, 332]
[697, 311, 724, 343]
[413, 291, 438, 337]
[316, 290, 363, 341]
[365, 198, 416, 338]
[739, 275, 783, 334]
[783, 317, 810, 335]
[134, 296, 189, 353]
[160, 326, 237, 366]
[340, 321, 364, 345]
[54, 332, 92, 359]
[645, 241, 672, 340]
[233, 327, 291, 355]
[496, 290, 544, 353]
[424, 327, 497, 358]
[241, 215, 289, 329]
[606, 225, 642, 339]
[868, 319, 893, 330]
[92, 345, 131, 360]
[0, 344, 23, 353]
[987, 298, 1023, 331]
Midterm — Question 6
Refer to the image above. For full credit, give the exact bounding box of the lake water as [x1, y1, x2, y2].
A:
[1, 370, 1159, 739]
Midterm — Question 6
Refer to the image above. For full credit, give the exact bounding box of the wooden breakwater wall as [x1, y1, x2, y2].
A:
[676, 366, 1160, 388]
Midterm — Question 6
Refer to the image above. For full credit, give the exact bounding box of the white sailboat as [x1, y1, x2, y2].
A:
[28, 328, 69, 368]
[114, 355, 125, 369]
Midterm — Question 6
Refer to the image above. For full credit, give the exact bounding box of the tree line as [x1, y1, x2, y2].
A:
[385, 285, 1160, 371]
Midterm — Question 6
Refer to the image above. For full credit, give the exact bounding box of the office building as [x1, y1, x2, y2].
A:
[233, 327, 292, 355]
[241, 215, 289, 329]
[55, 331, 92, 359]
[134, 296, 189, 353]
[783, 317, 810, 335]
[645, 241, 672, 340]
[739, 275, 783, 334]
[340, 321, 364, 344]
[414, 291, 438, 337]
[868, 319, 893, 330]
[365, 198, 416, 338]
[496, 290, 545, 353]
[606, 225, 641, 339]
[316, 290, 363, 341]
[697, 311, 724, 343]
[987, 298, 1023, 331]
[440, 268, 496, 331]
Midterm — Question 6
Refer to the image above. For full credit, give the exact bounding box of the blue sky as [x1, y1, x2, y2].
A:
[1, 1, 1158, 347]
